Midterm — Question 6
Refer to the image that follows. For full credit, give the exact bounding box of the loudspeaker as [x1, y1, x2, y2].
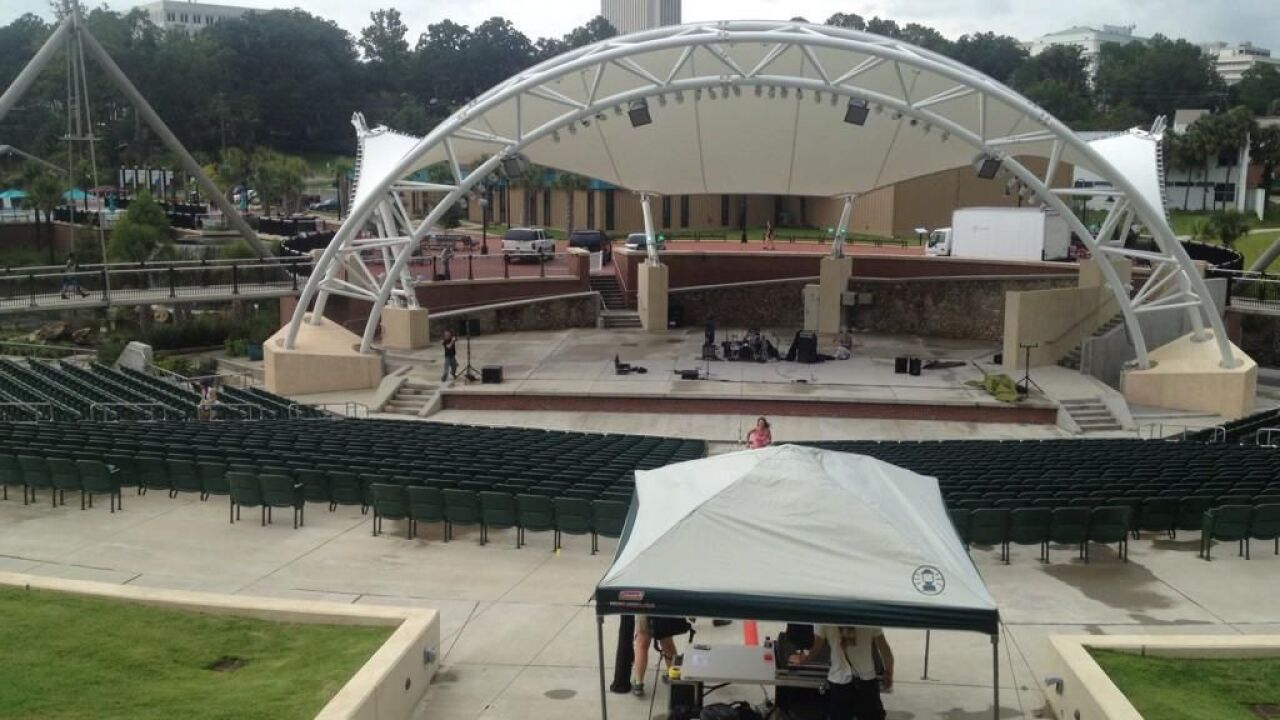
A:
[894, 357, 908, 374]
[667, 682, 698, 714]
[796, 331, 818, 364]
[908, 357, 922, 376]
[481, 365, 503, 384]
[775, 686, 825, 720]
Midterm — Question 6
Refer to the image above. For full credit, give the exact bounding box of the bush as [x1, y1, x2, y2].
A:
[1205, 209, 1251, 247]
[97, 338, 125, 365]
[224, 337, 248, 357]
[143, 314, 234, 350]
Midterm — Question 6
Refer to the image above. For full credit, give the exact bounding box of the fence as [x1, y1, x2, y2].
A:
[660, 230, 916, 248]
[392, 251, 577, 284]
[1218, 269, 1280, 312]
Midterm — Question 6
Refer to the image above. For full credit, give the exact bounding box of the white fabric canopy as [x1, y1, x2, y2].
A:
[595, 444, 999, 634]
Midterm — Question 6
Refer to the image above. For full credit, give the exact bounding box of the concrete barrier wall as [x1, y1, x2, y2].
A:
[428, 292, 599, 340]
[854, 275, 1076, 342]
[1002, 285, 1118, 371]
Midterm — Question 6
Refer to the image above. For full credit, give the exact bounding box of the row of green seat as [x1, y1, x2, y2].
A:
[227, 471, 306, 528]
[1200, 505, 1280, 560]
[0, 454, 121, 511]
[950, 506, 1131, 564]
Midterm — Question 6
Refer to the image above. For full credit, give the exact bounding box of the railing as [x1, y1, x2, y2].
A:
[386, 251, 576, 284]
[1139, 423, 1226, 442]
[1254, 428, 1280, 447]
[211, 402, 265, 421]
[311, 401, 369, 419]
[0, 340, 96, 358]
[0, 401, 53, 422]
[661, 230, 915, 247]
[1219, 269, 1280, 312]
[152, 365, 255, 390]
[88, 402, 179, 421]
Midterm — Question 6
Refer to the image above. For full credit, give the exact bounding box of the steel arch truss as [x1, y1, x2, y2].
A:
[287, 20, 1237, 369]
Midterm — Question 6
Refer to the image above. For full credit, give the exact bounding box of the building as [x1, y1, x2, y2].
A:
[139, 1, 256, 34]
[1200, 41, 1280, 85]
[1026, 24, 1145, 77]
[601, 0, 681, 36]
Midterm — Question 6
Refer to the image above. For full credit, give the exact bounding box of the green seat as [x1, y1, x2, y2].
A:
[967, 508, 1009, 562]
[167, 458, 202, 496]
[553, 497, 592, 551]
[1088, 506, 1132, 562]
[327, 471, 363, 511]
[1008, 508, 1051, 563]
[479, 491, 517, 546]
[1174, 497, 1214, 538]
[18, 455, 52, 506]
[947, 508, 971, 548]
[0, 453, 25, 504]
[405, 486, 444, 538]
[516, 494, 554, 549]
[103, 454, 138, 491]
[442, 489, 481, 542]
[1137, 497, 1176, 538]
[228, 471, 265, 525]
[590, 499, 628, 554]
[1049, 508, 1091, 562]
[296, 468, 329, 504]
[1200, 505, 1251, 561]
[76, 459, 121, 513]
[47, 457, 82, 509]
[198, 461, 229, 499]
[1249, 504, 1280, 557]
[371, 484, 410, 538]
[260, 474, 305, 528]
[137, 456, 173, 497]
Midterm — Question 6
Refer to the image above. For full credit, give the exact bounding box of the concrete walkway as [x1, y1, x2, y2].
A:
[1, 488, 1276, 720]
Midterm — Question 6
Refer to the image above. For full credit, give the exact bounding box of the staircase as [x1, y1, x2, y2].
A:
[590, 274, 628, 310]
[1060, 398, 1123, 433]
[1058, 314, 1124, 370]
[381, 380, 439, 416]
[602, 311, 642, 329]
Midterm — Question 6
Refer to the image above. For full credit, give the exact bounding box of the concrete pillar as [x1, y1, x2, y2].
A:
[380, 306, 430, 350]
[637, 262, 668, 333]
[817, 255, 851, 334]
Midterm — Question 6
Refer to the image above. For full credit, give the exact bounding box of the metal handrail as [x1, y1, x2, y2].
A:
[309, 401, 369, 419]
[1255, 427, 1280, 447]
[0, 401, 53, 422]
[88, 402, 175, 421]
[1139, 423, 1226, 442]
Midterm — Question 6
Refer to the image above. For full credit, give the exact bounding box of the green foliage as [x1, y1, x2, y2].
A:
[252, 149, 308, 215]
[1012, 45, 1094, 125]
[108, 191, 171, 263]
[949, 32, 1028, 84]
[1204, 209, 1251, 247]
[441, 202, 463, 229]
[224, 337, 248, 357]
[966, 373, 1020, 403]
[1094, 36, 1227, 120]
[1091, 649, 1280, 720]
[218, 238, 258, 260]
[143, 314, 235, 350]
[0, 586, 392, 720]
[1236, 63, 1280, 116]
[96, 338, 126, 365]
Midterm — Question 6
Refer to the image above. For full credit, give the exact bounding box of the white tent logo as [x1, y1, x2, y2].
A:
[912, 566, 946, 596]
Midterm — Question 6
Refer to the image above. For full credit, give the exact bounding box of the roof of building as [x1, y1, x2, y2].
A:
[1172, 108, 1211, 128]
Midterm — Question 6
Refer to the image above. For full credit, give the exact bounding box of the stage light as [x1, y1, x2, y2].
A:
[501, 154, 527, 177]
[675, 90, 684, 103]
[844, 98, 869, 126]
[613, 105, 623, 116]
[551, 131, 560, 143]
[568, 123, 577, 135]
[922, 123, 931, 135]
[813, 90, 822, 103]
[767, 87, 776, 98]
[694, 89, 702, 101]
[627, 99, 652, 127]
[780, 87, 788, 99]
[974, 153, 1001, 180]
[941, 131, 950, 143]
[707, 87, 717, 100]
[795, 89, 803, 100]
[732, 85, 741, 97]
[754, 85, 763, 97]
[657, 94, 667, 106]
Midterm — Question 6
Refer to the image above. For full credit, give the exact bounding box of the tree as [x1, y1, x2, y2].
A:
[252, 150, 307, 215]
[359, 9, 410, 67]
[900, 24, 952, 55]
[1013, 46, 1094, 125]
[1205, 208, 1251, 247]
[555, 172, 590, 233]
[25, 172, 63, 263]
[108, 191, 170, 263]
[1236, 64, 1280, 117]
[950, 32, 1028, 84]
[1215, 107, 1256, 210]
[517, 163, 548, 225]
[1094, 36, 1226, 120]
[562, 16, 616, 50]
[865, 18, 901, 39]
[824, 13, 865, 31]
[1252, 124, 1280, 193]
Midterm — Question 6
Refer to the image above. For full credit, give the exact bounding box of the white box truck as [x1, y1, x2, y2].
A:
[925, 207, 1071, 262]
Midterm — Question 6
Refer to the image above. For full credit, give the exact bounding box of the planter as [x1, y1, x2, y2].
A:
[246, 342, 263, 361]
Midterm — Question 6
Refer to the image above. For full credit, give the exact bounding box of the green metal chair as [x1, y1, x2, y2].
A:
[590, 499, 628, 554]
[405, 486, 445, 539]
[1200, 505, 1251, 561]
[442, 489, 481, 542]
[1249, 504, 1280, 557]
[967, 508, 1010, 563]
[516, 494, 555, 549]
[327, 471, 363, 511]
[553, 497, 592, 551]
[1136, 497, 1177, 539]
[47, 457, 82, 509]
[947, 508, 971, 548]
[197, 461, 229, 500]
[1008, 508, 1051, 563]
[167, 458, 203, 497]
[1088, 506, 1132, 562]
[371, 484, 410, 538]
[228, 471, 265, 525]
[296, 468, 330, 504]
[0, 453, 25, 504]
[137, 456, 173, 497]
[260, 474, 305, 528]
[18, 455, 53, 507]
[1173, 497, 1214, 539]
[478, 491, 517, 546]
[76, 459, 122, 513]
[1049, 507, 1091, 562]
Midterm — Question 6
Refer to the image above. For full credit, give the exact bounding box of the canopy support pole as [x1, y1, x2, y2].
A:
[640, 192, 659, 266]
[991, 633, 1000, 720]
[921, 629, 931, 679]
[832, 194, 854, 258]
[597, 615, 609, 720]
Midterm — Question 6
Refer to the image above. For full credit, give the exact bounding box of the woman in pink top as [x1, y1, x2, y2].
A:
[746, 416, 772, 448]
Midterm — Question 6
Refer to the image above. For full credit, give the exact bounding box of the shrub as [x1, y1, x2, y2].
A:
[96, 338, 125, 365]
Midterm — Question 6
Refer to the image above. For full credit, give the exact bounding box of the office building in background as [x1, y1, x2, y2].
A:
[139, 1, 256, 34]
[601, 0, 681, 36]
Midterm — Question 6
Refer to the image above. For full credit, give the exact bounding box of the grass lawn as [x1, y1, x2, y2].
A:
[1091, 648, 1280, 720]
[1169, 203, 1280, 237]
[1234, 231, 1280, 271]
[0, 587, 394, 720]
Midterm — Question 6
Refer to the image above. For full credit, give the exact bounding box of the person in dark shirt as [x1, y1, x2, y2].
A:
[440, 330, 458, 382]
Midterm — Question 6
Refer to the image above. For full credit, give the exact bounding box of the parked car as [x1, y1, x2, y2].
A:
[309, 196, 340, 212]
[502, 227, 555, 261]
[624, 232, 665, 251]
[568, 229, 612, 263]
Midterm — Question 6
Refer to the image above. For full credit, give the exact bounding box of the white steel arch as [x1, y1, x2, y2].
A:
[286, 20, 1237, 369]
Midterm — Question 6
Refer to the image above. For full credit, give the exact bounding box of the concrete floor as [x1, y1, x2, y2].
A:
[1, 489, 1276, 720]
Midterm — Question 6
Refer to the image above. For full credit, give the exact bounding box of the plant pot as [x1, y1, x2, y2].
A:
[246, 342, 263, 361]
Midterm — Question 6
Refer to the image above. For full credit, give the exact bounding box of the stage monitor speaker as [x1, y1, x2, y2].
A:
[894, 357, 908, 374]
[908, 357, 922, 376]
[679, 369, 699, 380]
[667, 682, 698, 715]
[796, 331, 818, 364]
[481, 365, 503, 384]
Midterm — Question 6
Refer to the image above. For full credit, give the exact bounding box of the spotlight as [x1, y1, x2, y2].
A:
[732, 85, 741, 97]
[596, 112, 607, 121]
[694, 89, 702, 101]
[658, 94, 667, 106]
[754, 86, 763, 97]
[941, 131, 950, 143]
[568, 123, 577, 135]
[501, 154, 527, 177]
[891, 111, 902, 120]
[675, 90, 684, 103]
[627, 99, 652, 127]
[613, 105, 623, 116]
[844, 98, 870, 126]
[780, 87, 788, 98]
[768, 87, 776, 98]
[830, 93, 838, 107]
[552, 131, 560, 143]
[581, 119, 590, 128]
[974, 153, 1001, 180]
[908, 117, 918, 127]
[922, 123, 931, 135]
[707, 88, 717, 100]
[813, 91, 822, 103]
[796, 89, 803, 100]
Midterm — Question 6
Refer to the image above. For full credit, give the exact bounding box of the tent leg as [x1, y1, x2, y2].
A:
[991, 633, 1000, 720]
[921, 629, 931, 680]
[597, 615, 609, 720]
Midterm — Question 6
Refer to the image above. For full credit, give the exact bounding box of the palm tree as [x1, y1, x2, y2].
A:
[518, 163, 548, 226]
[1217, 107, 1255, 211]
[554, 171, 590, 233]
[26, 172, 64, 264]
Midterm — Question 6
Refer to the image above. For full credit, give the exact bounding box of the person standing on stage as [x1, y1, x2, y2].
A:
[790, 625, 894, 720]
[763, 220, 777, 250]
[746, 416, 772, 448]
[440, 330, 458, 382]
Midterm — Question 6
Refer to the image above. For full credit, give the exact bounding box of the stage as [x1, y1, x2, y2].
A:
[386, 327, 1060, 426]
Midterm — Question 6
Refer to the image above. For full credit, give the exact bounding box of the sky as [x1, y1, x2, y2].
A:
[2, 0, 1277, 48]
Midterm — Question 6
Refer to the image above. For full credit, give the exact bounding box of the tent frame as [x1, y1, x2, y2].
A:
[286, 20, 1235, 370]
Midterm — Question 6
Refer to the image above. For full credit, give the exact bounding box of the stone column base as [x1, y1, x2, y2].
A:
[1122, 332, 1256, 420]
[638, 262, 668, 333]
[264, 315, 383, 395]
[818, 255, 852, 334]
[381, 306, 430, 350]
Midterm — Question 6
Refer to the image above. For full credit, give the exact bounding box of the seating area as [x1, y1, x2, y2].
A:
[0, 418, 705, 549]
[807, 438, 1280, 562]
[1186, 406, 1280, 444]
[0, 358, 317, 421]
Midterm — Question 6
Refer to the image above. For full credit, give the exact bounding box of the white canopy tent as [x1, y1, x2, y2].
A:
[287, 20, 1236, 372]
[592, 444, 1000, 719]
